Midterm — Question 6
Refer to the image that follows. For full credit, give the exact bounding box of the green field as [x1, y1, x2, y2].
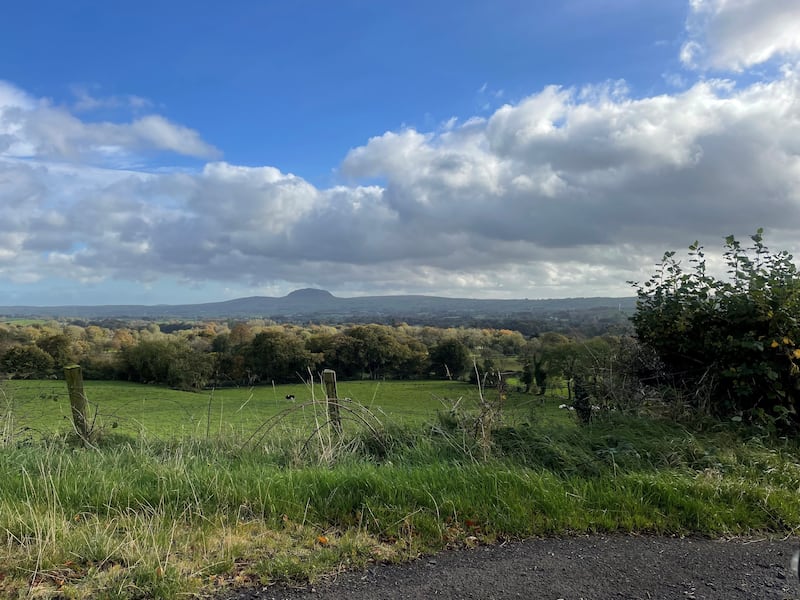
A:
[1, 378, 522, 443]
[2, 377, 799, 599]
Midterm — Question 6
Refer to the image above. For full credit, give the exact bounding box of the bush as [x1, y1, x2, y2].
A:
[631, 230, 800, 427]
[0, 345, 55, 378]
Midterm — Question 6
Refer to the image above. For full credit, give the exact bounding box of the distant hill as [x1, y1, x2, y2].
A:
[0, 289, 637, 324]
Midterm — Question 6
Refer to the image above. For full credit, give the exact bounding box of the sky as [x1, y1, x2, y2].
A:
[2, 0, 800, 306]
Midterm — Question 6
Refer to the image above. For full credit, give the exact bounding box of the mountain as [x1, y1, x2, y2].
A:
[0, 289, 637, 322]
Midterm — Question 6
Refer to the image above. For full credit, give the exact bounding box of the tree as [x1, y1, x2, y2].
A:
[632, 230, 800, 426]
[121, 339, 213, 390]
[397, 337, 429, 379]
[430, 339, 470, 379]
[487, 329, 526, 356]
[521, 353, 548, 395]
[243, 330, 312, 383]
[229, 323, 254, 346]
[324, 334, 364, 378]
[520, 339, 549, 394]
[36, 334, 73, 367]
[111, 329, 136, 350]
[84, 325, 108, 348]
[342, 325, 412, 379]
[0, 345, 54, 377]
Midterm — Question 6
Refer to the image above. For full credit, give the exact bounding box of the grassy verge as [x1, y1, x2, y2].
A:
[1, 381, 799, 598]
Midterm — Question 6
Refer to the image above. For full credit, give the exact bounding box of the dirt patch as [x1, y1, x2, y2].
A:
[221, 535, 799, 600]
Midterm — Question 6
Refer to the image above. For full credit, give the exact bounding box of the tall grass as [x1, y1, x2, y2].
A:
[1, 380, 800, 598]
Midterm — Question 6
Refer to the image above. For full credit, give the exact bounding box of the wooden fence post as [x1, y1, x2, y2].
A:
[64, 365, 89, 444]
[322, 369, 342, 434]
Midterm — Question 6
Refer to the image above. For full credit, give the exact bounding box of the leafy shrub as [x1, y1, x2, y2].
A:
[0, 345, 55, 378]
[631, 230, 800, 427]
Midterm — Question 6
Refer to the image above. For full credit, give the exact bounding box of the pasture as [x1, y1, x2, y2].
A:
[1, 377, 799, 599]
[1, 378, 528, 443]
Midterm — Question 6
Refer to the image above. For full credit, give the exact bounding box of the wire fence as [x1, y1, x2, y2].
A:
[0, 377, 569, 446]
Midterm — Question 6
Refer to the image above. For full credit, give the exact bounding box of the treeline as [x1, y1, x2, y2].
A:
[0, 318, 624, 392]
[343, 309, 633, 338]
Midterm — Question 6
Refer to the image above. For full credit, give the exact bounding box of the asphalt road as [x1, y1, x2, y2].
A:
[221, 535, 799, 600]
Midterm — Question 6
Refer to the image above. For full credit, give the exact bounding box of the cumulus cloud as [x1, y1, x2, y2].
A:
[0, 81, 219, 162]
[5, 0, 800, 303]
[342, 73, 800, 256]
[3, 60, 800, 301]
[682, 0, 800, 71]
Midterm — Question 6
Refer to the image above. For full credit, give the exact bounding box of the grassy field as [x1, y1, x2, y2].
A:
[1, 378, 499, 442]
[1, 378, 799, 599]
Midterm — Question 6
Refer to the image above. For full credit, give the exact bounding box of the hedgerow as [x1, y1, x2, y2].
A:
[632, 229, 800, 428]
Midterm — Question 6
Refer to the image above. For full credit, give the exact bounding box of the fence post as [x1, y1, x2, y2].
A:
[322, 369, 342, 434]
[64, 365, 89, 444]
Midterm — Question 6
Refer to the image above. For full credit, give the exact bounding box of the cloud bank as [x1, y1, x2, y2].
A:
[2, 2, 800, 302]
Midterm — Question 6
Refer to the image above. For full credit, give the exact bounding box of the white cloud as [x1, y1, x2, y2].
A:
[3, 49, 800, 301]
[0, 81, 219, 163]
[683, 0, 800, 71]
[679, 40, 703, 69]
[130, 115, 219, 158]
[341, 72, 800, 255]
[70, 86, 153, 112]
[0, 80, 35, 110]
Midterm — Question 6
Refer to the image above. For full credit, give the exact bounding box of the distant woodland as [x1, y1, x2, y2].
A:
[0, 314, 630, 392]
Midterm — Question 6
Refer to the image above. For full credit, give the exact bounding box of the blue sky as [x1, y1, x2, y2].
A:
[2, 1, 686, 181]
[2, 0, 800, 305]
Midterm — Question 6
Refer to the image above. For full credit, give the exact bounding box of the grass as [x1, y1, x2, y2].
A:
[1, 378, 800, 598]
[1, 379, 474, 442]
